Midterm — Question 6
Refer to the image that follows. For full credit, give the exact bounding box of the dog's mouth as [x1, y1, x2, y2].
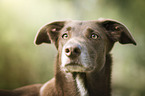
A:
[64, 62, 91, 73]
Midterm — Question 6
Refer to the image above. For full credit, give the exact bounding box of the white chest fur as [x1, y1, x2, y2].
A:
[76, 74, 88, 96]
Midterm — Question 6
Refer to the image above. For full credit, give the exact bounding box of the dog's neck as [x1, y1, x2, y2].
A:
[55, 54, 112, 96]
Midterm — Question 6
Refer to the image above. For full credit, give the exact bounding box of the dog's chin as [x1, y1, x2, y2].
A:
[64, 64, 94, 73]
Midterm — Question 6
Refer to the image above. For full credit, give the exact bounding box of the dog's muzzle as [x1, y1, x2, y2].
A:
[61, 41, 94, 73]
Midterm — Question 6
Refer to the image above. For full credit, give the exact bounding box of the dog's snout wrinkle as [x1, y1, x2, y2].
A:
[65, 45, 81, 58]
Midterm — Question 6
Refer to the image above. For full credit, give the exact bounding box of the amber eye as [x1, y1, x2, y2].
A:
[90, 33, 98, 39]
[62, 33, 68, 39]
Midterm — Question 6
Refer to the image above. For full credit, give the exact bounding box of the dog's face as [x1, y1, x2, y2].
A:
[59, 21, 110, 73]
[35, 19, 136, 73]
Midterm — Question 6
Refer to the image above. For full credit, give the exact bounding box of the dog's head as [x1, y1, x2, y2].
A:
[35, 19, 136, 73]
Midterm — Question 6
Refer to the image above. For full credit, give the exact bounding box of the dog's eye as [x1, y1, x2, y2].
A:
[62, 33, 68, 39]
[90, 33, 98, 39]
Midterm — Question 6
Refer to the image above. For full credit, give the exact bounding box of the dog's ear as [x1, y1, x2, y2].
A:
[35, 21, 65, 45]
[98, 18, 136, 45]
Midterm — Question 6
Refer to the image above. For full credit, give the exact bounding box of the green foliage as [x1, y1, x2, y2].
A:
[0, 0, 144, 95]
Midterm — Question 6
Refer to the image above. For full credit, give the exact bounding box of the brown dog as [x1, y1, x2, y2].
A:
[0, 18, 136, 96]
[35, 18, 136, 96]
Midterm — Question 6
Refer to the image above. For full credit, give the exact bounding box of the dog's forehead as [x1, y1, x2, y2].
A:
[65, 20, 99, 28]
[63, 20, 105, 37]
[63, 20, 103, 33]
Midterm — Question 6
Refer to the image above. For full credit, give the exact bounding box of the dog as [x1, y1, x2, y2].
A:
[35, 18, 136, 96]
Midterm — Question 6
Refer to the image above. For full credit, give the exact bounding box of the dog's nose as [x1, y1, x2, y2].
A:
[65, 45, 81, 58]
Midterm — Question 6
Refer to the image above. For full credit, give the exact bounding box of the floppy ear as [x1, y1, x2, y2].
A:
[34, 21, 65, 45]
[98, 18, 136, 45]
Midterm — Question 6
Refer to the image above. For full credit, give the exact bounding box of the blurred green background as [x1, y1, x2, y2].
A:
[0, 0, 144, 96]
